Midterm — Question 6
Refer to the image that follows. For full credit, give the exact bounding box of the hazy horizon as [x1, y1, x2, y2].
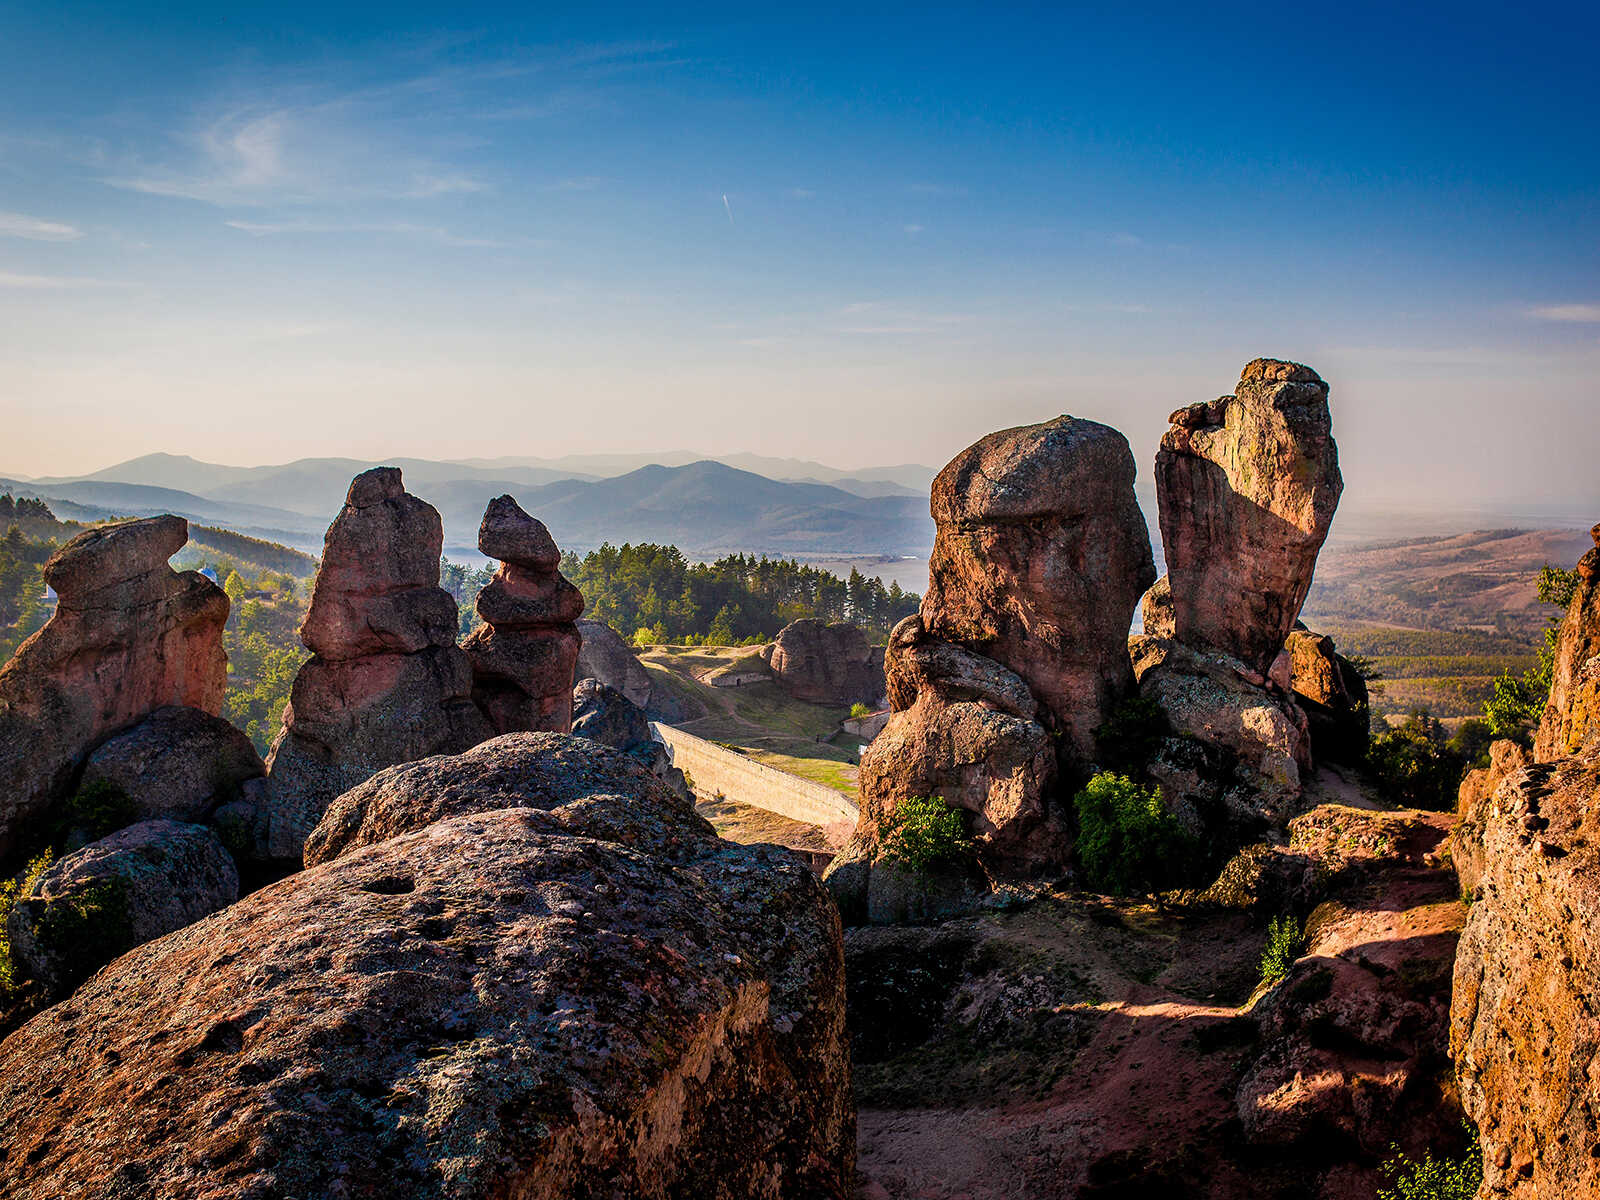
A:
[3, 3, 1597, 514]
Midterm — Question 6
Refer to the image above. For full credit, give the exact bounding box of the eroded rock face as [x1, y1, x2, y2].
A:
[1141, 574, 1175, 638]
[577, 618, 656, 710]
[0, 733, 854, 1199]
[825, 616, 1059, 924]
[1451, 741, 1600, 1198]
[1534, 524, 1600, 761]
[1155, 359, 1343, 676]
[80, 706, 264, 825]
[463, 495, 583, 736]
[5, 819, 237, 997]
[761, 619, 885, 706]
[570, 677, 690, 801]
[262, 470, 490, 863]
[1449, 738, 1530, 898]
[1284, 628, 1369, 764]
[921, 414, 1155, 760]
[0, 515, 229, 855]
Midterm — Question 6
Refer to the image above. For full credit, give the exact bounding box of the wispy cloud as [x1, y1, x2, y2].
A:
[0, 211, 83, 242]
[909, 182, 966, 197]
[0, 271, 128, 289]
[903, 223, 925, 235]
[790, 188, 816, 199]
[542, 176, 603, 192]
[225, 219, 508, 247]
[837, 301, 970, 335]
[1528, 303, 1600, 323]
[1107, 231, 1145, 248]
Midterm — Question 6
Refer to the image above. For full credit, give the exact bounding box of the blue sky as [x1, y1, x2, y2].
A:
[1, 1, 1596, 512]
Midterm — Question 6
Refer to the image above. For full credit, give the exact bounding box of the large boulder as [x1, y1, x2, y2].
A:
[262, 469, 490, 864]
[920, 414, 1155, 760]
[80, 706, 265, 824]
[1451, 740, 1600, 1198]
[1155, 359, 1343, 677]
[825, 616, 1059, 924]
[1283, 628, 1369, 764]
[760, 619, 885, 706]
[5, 819, 237, 997]
[1534, 523, 1600, 761]
[570, 677, 690, 801]
[1449, 738, 1530, 897]
[0, 515, 229, 856]
[463, 495, 583, 736]
[577, 618, 656, 710]
[0, 733, 854, 1199]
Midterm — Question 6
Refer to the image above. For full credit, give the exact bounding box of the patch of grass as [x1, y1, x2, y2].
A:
[0, 851, 52, 1000]
[1259, 914, 1306, 989]
[880, 795, 973, 875]
[1072, 772, 1198, 895]
[58, 778, 137, 842]
[1377, 1132, 1482, 1200]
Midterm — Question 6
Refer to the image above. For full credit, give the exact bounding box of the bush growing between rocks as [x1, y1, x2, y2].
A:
[1258, 914, 1304, 988]
[56, 778, 136, 843]
[1377, 1131, 1482, 1200]
[0, 852, 51, 1000]
[880, 794, 973, 875]
[1366, 711, 1477, 810]
[850, 702, 873, 720]
[1072, 772, 1196, 895]
[13, 876, 132, 994]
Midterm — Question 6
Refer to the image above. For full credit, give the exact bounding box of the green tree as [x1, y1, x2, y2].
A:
[1072, 772, 1198, 895]
[1483, 564, 1581, 740]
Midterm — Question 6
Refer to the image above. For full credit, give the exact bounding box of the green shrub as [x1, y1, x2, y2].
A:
[0, 851, 52, 999]
[1367, 710, 1471, 810]
[849, 702, 873, 720]
[1259, 914, 1305, 988]
[58, 778, 136, 841]
[1093, 695, 1170, 774]
[880, 795, 973, 875]
[1071, 772, 1196, 895]
[31, 876, 132, 991]
[1377, 1132, 1482, 1200]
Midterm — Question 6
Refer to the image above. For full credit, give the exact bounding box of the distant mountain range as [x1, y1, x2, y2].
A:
[0, 452, 940, 560]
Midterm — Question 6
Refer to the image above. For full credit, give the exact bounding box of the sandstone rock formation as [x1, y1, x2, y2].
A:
[1132, 637, 1311, 835]
[1234, 807, 1463, 1155]
[262, 469, 489, 863]
[1533, 522, 1600, 761]
[80, 706, 264, 824]
[5, 819, 237, 996]
[1155, 359, 1343, 676]
[825, 615, 1060, 923]
[1452, 740, 1600, 1198]
[1449, 738, 1530, 898]
[921, 415, 1155, 759]
[760, 618, 885, 706]
[577, 617, 655, 709]
[1282, 627, 1369, 763]
[0, 515, 229, 856]
[0, 733, 854, 1199]
[571, 676, 690, 800]
[1140, 574, 1174, 638]
[463, 495, 583, 736]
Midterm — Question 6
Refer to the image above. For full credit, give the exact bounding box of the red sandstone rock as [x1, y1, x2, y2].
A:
[1451, 741, 1600, 1199]
[0, 515, 229, 856]
[1533, 523, 1600, 761]
[1284, 628, 1370, 763]
[262, 470, 489, 864]
[463, 495, 583, 735]
[761, 618, 885, 706]
[576, 619, 656, 710]
[921, 414, 1155, 760]
[1450, 738, 1530, 897]
[81, 706, 264, 825]
[0, 734, 854, 1199]
[1155, 359, 1343, 676]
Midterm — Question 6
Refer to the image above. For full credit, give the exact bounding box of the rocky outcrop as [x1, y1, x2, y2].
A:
[80, 706, 264, 824]
[1233, 807, 1464, 1156]
[1533, 523, 1600, 761]
[1141, 574, 1174, 638]
[0, 515, 229, 856]
[463, 495, 583, 736]
[0, 733, 854, 1199]
[1451, 740, 1600, 1198]
[825, 616, 1059, 924]
[5, 819, 237, 997]
[921, 414, 1155, 760]
[1449, 738, 1530, 897]
[577, 617, 655, 709]
[261, 469, 489, 864]
[1155, 359, 1343, 677]
[760, 619, 885, 706]
[1283, 628, 1369, 763]
[1132, 637, 1311, 837]
[571, 677, 690, 800]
